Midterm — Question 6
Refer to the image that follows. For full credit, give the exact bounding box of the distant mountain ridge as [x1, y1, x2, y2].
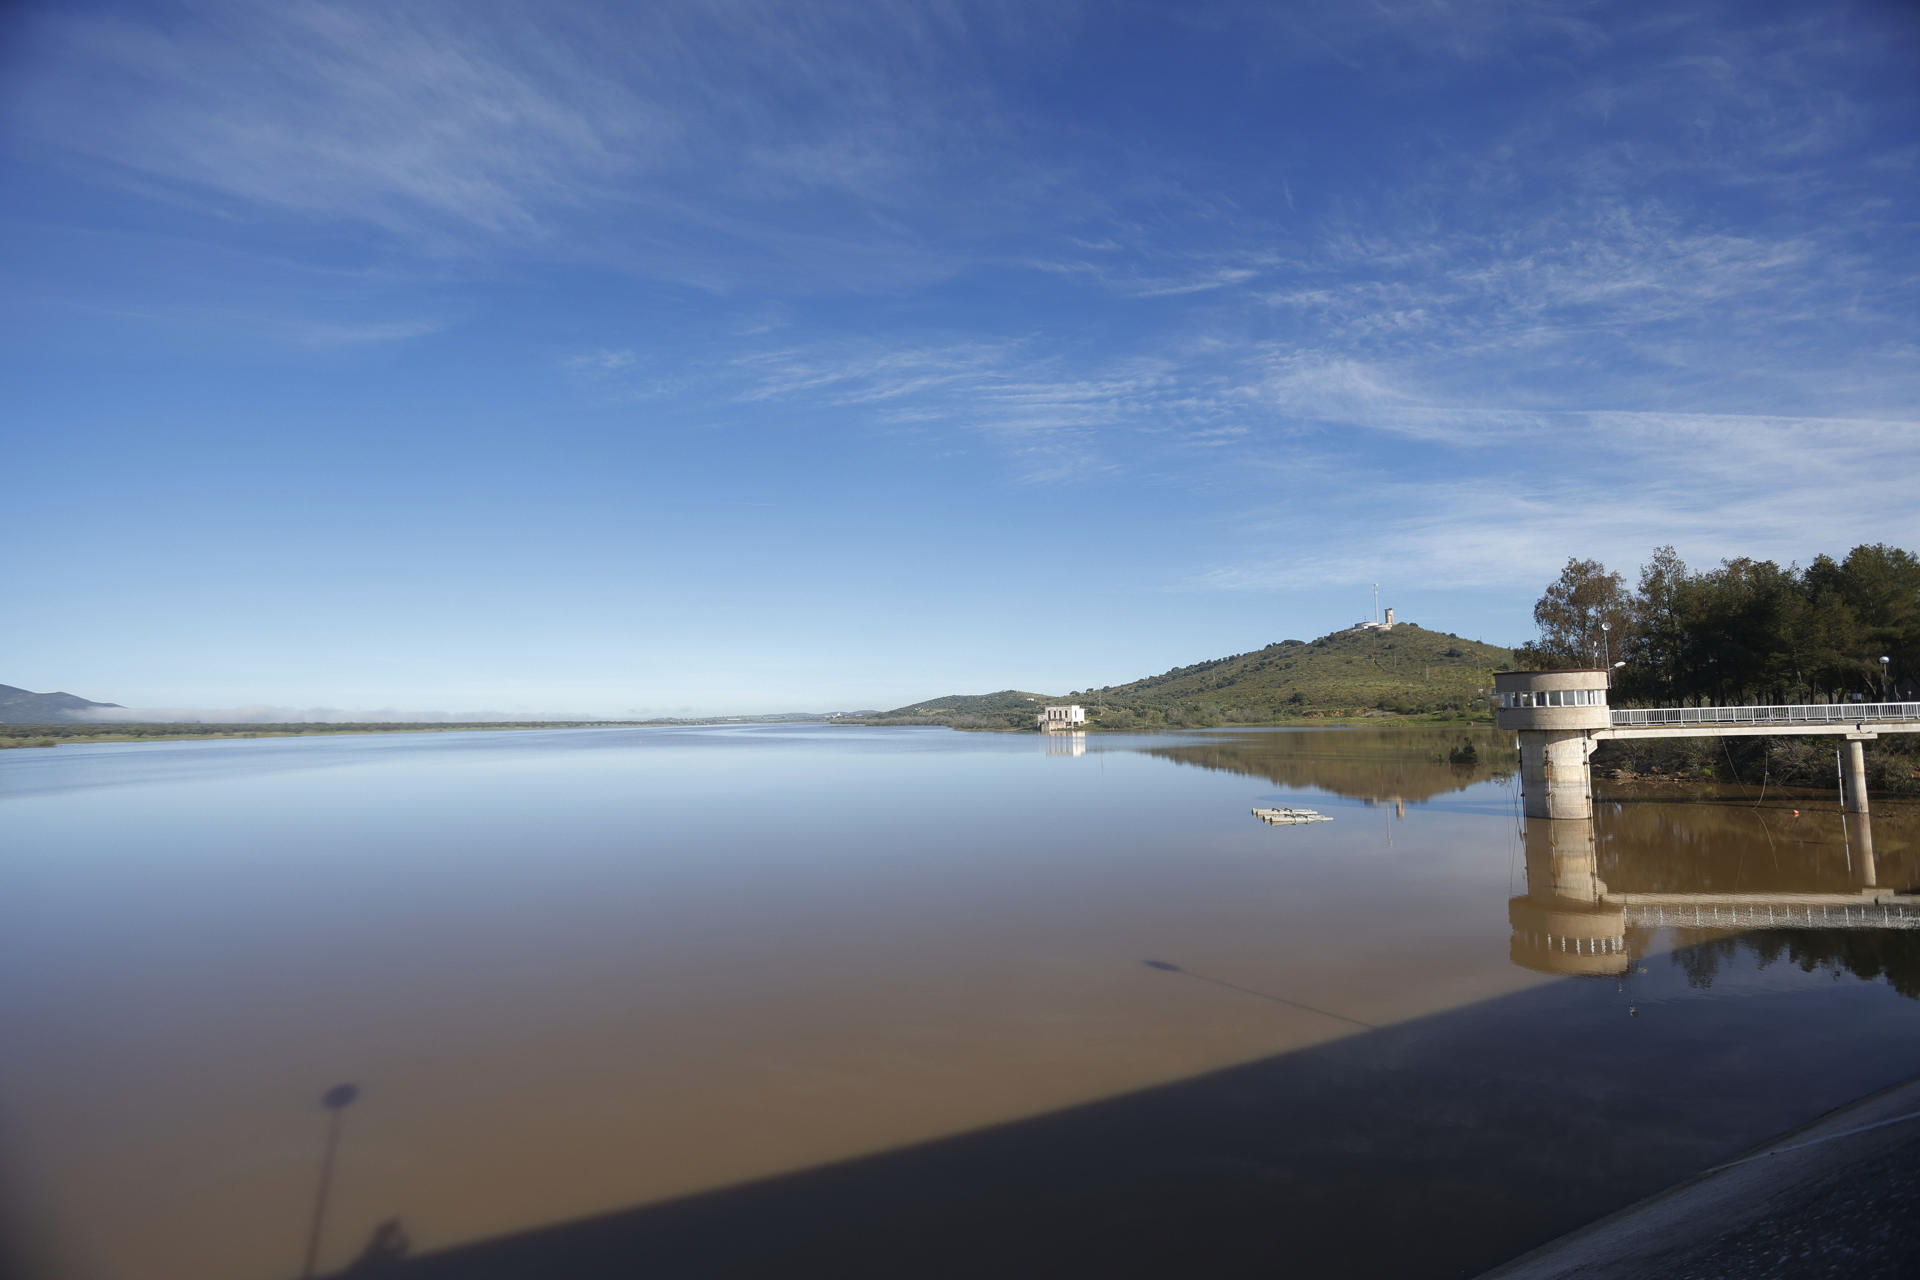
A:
[0, 684, 125, 724]
[871, 623, 1514, 729]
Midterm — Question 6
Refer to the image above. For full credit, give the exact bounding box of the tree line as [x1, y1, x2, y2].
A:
[1519, 543, 1918, 707]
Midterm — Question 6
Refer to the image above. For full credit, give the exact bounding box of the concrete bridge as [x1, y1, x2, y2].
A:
[1493, 669, 1920, 820]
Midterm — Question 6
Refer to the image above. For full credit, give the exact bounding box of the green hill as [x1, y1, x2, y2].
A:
[865, 689, 1057, 730]
[871, 624, 1513, 730]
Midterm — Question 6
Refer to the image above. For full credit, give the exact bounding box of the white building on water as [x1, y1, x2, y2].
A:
[1037, 704, 1087, 732]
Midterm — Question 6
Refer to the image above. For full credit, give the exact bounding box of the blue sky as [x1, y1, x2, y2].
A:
[4, 0, 1917, 717]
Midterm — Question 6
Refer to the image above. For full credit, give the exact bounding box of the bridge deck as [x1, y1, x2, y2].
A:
[1598, 701, 1920, 740]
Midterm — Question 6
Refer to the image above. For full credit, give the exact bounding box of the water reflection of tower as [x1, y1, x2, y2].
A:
[1504, 808, 1916, 982]
[1507, 819, 1628, 976]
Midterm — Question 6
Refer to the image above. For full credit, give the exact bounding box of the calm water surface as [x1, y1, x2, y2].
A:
[3, 725, 1917, 1279]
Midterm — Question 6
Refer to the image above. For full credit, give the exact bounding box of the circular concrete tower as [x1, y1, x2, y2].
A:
[1493, 669, 1610, 820]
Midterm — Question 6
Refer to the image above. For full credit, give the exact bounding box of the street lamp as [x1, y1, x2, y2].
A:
[1882, 656, 1891, 702]
[1599, 622, 1612, 683]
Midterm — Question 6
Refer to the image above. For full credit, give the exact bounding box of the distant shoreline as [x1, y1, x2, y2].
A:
[1, 713, 1499, 749]
[848, 712, 1497, 733]
[0, 719, 823, 749]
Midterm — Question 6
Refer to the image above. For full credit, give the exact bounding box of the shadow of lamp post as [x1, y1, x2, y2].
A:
[300, 1083, 361, 1279]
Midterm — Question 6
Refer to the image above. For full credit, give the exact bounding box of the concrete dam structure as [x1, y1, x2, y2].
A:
[1493, 670, 1920, 820]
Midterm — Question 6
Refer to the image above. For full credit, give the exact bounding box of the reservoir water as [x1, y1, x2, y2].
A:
[3, 724, 1917, 1279]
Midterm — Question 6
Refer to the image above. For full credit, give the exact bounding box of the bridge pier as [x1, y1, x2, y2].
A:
[1844, 738, 1870, 815]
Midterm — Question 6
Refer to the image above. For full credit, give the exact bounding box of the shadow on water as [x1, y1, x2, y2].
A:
[301, 1085, 361, 1279]
[316, 952, 1920, 1277]
[312, 962, 1920, 1280]
[283, 749, 1920, 1280]
[1140, 959, 1377, 1030]
[336, 1220, 411, 1277]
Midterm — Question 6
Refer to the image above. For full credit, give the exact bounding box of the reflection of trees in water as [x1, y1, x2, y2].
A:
[1595, 801, 1916, 896]
[1668, 928, 1920, 999]
[1140, 728, 1517, 804]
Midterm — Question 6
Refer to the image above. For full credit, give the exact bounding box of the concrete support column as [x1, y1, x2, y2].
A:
[1845, 739, 1870, 815]
[1518, 730, 1594, 820]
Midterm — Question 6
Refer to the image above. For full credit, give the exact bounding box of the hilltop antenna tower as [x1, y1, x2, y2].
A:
[1373, 583, 1379, 625]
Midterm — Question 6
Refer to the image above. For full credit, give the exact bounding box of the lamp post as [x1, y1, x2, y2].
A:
[1882, 656, 1891, 702]
[1600, 622, 1612, 685]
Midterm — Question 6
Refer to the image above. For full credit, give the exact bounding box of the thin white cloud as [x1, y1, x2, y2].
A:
[1188, 404, 1920, 593]
[565, 347, 638, 374]
[297, 318, 444, 345]
[2, 1, 1083, 292]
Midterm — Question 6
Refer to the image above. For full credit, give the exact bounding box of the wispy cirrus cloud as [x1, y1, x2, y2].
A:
[3, 0, 1083, 292]
[7, 3, 667, 238]
[730, 341, 1242, 482]
[1189, 400, 1920, 594]
[564, 347, 638, 374]
[40, 298, 445, 348]
[714, 309, 1918, 578]
[297, 318, 444, 346]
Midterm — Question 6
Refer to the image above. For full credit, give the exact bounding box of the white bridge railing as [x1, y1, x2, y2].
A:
[1623, 901, 1920, 931]
[1609, 702, 1920, 729]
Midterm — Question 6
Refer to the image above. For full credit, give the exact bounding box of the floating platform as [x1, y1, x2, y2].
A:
[1252, 807, 1332, 825]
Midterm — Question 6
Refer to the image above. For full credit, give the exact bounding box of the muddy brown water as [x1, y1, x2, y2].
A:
[2, 725, 1916, 1278]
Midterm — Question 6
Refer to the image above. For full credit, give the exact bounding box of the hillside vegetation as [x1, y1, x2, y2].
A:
[870, 624, 1513, 730]
[865, 689, 1058, 730]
